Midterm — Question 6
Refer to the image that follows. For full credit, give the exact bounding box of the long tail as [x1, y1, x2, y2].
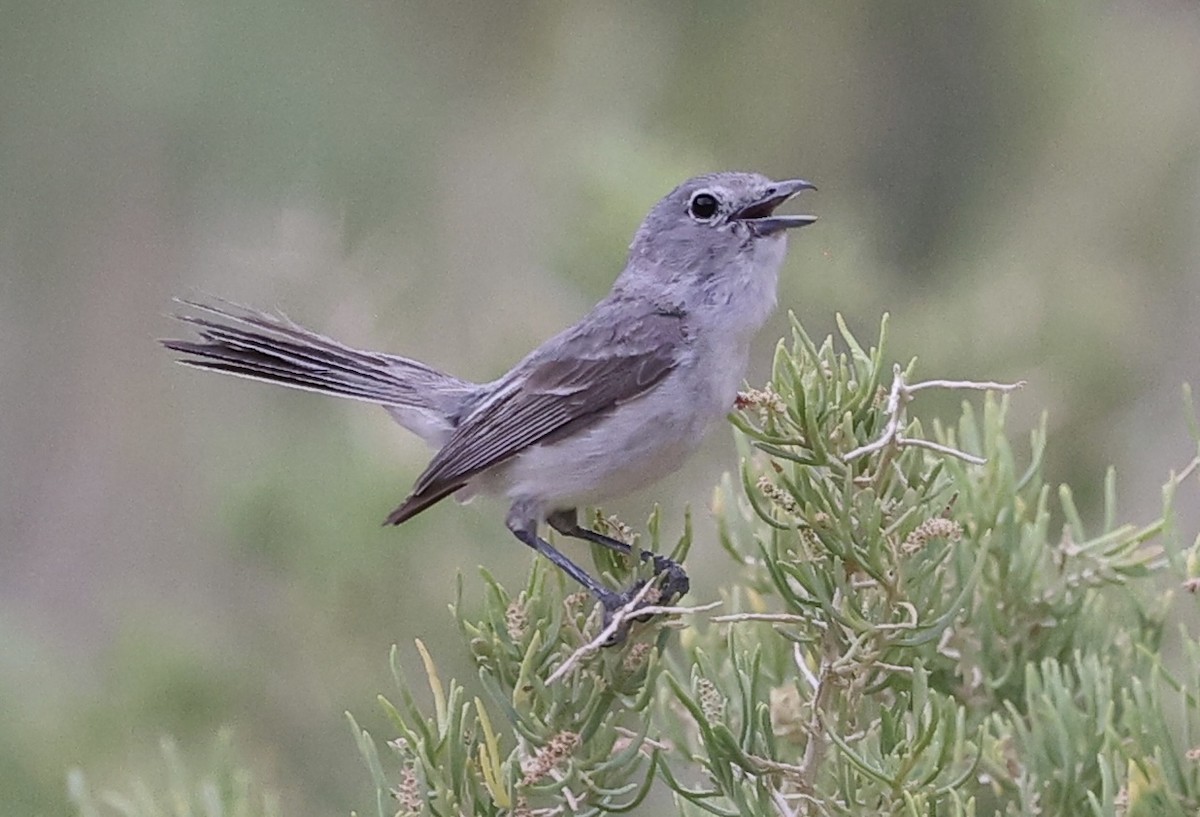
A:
[162, 298, 477, 444]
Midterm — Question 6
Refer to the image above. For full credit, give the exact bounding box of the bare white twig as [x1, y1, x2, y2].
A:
[843, 365, 1024, 464]
[871, 601, 919, 630]
[745, 756, 807, 776]
[906, 378, 1026, 394]
[844, 365, 906, 462]
[545, 581, 657, 684]
[612, 726, 671, 751]
[1171, 453, 1199, 486]
[771, 786, 799, 817]
[794, 643, 820, 691]
[900, 437, 987, 465]
[796, 589, 841, 790]
[547, 770, 581, 812]
[710, 612, 807, 624]
[871, 661, 914, 675]
[545, 588, 720, 684]
[627, 599, 723, 619]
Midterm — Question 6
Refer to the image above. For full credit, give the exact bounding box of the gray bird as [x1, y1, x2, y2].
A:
[163, 172, 816, 634]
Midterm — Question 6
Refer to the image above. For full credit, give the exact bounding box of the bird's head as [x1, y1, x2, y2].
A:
[619, 172, 816, 311]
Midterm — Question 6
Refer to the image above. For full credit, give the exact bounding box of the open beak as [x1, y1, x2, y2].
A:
[731, 179, 817, 236]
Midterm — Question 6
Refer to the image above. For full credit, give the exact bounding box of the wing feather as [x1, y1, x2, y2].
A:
[385, 306, 686, 524]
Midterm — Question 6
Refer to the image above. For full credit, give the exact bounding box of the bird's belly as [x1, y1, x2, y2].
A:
[485, 371, 732, 511]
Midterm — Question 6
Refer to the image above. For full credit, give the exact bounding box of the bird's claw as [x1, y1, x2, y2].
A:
[599, 557, 689, 645]
[651, 555, 690, 601]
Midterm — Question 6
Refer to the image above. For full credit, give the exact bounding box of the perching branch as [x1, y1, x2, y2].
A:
[843, 364, 1024, 464]
[546, 585, 721, 684]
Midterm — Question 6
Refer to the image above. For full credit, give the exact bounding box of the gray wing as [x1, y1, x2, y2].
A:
[385, 307, 686, 524]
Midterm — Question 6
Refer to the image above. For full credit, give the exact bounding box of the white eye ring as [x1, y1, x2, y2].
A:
[688, 191, 720, 221]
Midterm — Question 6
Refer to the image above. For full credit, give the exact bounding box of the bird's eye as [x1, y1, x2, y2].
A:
[688, 192, 720, 221]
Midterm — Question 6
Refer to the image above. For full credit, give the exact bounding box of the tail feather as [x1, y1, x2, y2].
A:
[161, 338, 400, 405]
[162, 298, 476, 413]
[176, 300, 402, 381]
[169, 313, 401, 399]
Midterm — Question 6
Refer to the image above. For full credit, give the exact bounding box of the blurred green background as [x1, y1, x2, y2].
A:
[2, 1, 1198, 814]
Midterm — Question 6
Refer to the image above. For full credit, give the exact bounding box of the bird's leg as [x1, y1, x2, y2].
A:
[506, 507, 624, 612]
[546, 509, 690, 605]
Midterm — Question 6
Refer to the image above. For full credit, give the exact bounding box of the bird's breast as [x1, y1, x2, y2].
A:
[486, 357, 740, 511]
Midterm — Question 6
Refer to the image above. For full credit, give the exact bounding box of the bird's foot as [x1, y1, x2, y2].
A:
[649, 554, 690, 602]
[599, 557, 690, 645]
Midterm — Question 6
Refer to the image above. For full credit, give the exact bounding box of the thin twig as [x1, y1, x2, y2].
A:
[745, 756, 807, 776]
[612, 726, 671, 752]
[1171, 453, 1200, 486]
[771, 787, 799, 817]
[711, 612, 807, 624]
[547, 770, 581, 812]
[870, 601, 918, 630]
[546, 581, 657, 684]
[793, 643, 820, 692]
[546, 590, 719, 684]
[844, 365, 905, 462]
[907, 378, 1026, 394]
[629, 600, 723, 619]
[872, 661, 914, 675]
[797, 589, 842, 789]
[844, 366, 1023, 463]
[901, 437, 987, 465]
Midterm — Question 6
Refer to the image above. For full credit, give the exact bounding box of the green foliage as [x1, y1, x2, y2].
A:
[664, 316, 1198, 815]
[13, 5, 1200, 812]
[348, 546, 687, 817]
[68, 735, 279, 817]
[75, 317, 1200, 816]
